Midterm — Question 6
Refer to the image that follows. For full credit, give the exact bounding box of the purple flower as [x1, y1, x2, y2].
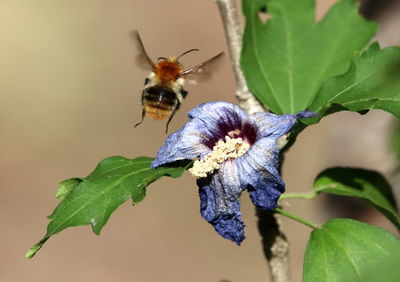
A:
[152, 101, 315, 245]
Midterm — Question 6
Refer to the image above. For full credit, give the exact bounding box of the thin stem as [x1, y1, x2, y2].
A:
[274, 208, 320, 229]
[279, 192, 318, 200]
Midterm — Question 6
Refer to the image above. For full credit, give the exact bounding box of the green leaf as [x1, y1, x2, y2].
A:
[390, 122, 400, 163]
[303, 218, 400, 282]
[307, 43, 400, 123]
[26, 156, 188, 259]
[55, 178, 82, 200]
[313, 167, 400, 229]
[362, 259, 400, 282]
[241, 0, 376, 114]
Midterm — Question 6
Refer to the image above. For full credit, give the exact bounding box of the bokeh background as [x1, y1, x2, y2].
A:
[1, 0, 399, 281]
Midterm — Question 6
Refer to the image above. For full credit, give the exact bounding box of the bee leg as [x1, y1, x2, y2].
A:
[165, 109, 178, 134]
[134, 108, 146, 128]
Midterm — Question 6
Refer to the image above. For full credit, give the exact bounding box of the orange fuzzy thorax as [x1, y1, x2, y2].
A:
[154, 59, 183, 85]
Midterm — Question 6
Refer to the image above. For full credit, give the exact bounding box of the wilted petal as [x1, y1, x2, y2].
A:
[151, 120, 210, 168]
[236, 138, 284, 210]
[197, 160, 245, 245]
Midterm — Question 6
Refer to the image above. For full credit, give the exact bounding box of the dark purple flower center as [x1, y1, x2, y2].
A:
[201, 115, 257, 149]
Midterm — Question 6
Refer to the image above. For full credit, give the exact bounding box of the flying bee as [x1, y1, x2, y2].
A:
[132, 31, 223, 132]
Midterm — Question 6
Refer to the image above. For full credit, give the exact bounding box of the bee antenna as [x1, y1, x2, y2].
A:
[176, 49, 199, 61]
[157, 56, 167, 61]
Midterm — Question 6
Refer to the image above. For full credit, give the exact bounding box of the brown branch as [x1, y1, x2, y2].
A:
[215, 1, 290, 282]
[215, 0, 265, 114]
[257, 209, 291, 282]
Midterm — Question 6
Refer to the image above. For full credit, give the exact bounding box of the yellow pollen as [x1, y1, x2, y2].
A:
[189, 136, 250, 178]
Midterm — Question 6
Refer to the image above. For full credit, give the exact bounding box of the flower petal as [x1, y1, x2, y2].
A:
[188, 101, 248, 148]
[247, 110, 315, 139]
[197, 160, 245, 245]
[151, 120, 210, 168]
[152, 102, 250, 168]
[188, 101, 247, 121]
[236, 138, 284, 210]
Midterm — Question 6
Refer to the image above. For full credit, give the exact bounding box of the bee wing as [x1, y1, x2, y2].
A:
[178, 52, 224, 84]
[131, 30, 155, 70]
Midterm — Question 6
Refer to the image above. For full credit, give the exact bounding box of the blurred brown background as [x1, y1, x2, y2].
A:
[1, 0, 399, 281]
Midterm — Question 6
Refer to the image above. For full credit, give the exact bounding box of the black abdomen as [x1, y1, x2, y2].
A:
[142, 86, 178, 109]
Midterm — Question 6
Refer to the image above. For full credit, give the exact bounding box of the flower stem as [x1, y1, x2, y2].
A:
[279, 191, 318, 200]
[274, 208, 320, 229]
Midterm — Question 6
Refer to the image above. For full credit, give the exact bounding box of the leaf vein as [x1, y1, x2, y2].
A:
[324, 228, 362, 278]
[314, 72, 373, 113]
[92, 160, 151, 179]
[250, 2, 282, 111]
[281, 14, 295, 112]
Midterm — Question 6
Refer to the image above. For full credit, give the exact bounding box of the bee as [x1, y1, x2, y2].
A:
[132, 31, 223, 132]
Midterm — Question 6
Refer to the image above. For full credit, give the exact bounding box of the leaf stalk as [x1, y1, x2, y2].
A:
[274, 208, 320, 229]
